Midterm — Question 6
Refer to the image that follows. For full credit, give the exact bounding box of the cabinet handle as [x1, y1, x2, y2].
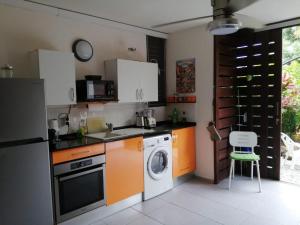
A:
[172, 134, 177, 142]
[138, 89, 142, 102]
[137, 141, 143, 151]
[140, 89, 144, 101]
[136, 89, 139, 101]
[71, 150, 90, 156]
[70, 87, 75, 102]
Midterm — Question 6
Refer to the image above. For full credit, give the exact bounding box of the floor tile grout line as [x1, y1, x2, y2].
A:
[98, 207, 145, 225]
[155, 195, 225, 225]
[130, 206, 166, 225]
[176, 185, 265, 216]
[176, 181, 299, 225]
[164, 200, 225, 225]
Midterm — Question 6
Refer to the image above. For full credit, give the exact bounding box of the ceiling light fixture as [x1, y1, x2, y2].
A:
[208, 17, 242, 35]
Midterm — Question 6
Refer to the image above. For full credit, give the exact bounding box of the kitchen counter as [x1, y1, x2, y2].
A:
[49, 121, 196, 151]
[49, 135, 104, 152]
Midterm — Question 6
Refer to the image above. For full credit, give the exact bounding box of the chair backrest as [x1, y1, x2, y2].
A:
[229, 131, 257, 153]
[281, 132, 294, 151]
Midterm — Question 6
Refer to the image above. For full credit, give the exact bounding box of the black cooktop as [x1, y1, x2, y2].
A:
[49, 133, 104, 152]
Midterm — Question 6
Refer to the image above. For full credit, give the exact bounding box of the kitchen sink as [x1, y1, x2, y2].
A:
[112, 128, 155, 136]
[86, 132, 123, 140]
[86, 128, 155, 141]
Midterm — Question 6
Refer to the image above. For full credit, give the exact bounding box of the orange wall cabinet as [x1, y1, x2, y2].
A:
[172, 127, 196, 177]
[105, 137, 144, 205]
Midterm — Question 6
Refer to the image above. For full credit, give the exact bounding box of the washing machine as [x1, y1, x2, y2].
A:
[143, 134, 173, 200]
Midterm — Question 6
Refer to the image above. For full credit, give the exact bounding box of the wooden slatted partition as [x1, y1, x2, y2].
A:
[214, 29, 282, 183]
[214, 36, 238, 183]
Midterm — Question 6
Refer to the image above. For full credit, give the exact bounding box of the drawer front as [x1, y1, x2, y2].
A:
[52, 144, 105, 165]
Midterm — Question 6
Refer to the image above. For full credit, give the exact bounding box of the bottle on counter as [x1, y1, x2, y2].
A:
[170, 107, 179, 124]
[182, 111, 187, 123]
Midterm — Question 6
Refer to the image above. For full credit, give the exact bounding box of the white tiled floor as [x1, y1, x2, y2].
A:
[90, 177, 300, 225]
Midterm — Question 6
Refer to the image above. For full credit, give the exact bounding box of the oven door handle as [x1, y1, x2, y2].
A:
[59, 166, 104, 182]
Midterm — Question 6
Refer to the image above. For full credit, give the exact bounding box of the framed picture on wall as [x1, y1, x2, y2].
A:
[176, 58, 195, 93]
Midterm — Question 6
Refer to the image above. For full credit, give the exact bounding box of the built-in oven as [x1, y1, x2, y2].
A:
[53, 154, 105, 223]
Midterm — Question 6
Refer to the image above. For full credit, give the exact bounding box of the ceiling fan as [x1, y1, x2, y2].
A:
[152, 0, 262, 35]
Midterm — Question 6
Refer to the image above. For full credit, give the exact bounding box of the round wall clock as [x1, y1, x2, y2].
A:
[72, 39, 93, 62]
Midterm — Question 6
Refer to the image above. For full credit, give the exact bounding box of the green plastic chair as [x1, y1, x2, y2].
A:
[228, 131, 262, 192]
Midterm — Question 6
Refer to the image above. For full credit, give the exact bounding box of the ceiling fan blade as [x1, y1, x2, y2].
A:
[234, 13, 264, 29]
[152, 15, 213, 28]
[226, 0, 260, 13]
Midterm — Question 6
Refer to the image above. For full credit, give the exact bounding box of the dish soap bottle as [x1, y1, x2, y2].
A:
[182, 111, 187, 123]
[171, 108, 179, 124]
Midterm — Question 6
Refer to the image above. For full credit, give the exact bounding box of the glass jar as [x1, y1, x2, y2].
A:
[1, 64, 13, 78]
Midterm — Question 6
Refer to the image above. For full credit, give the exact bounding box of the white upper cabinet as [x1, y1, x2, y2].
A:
[31, 49, 76, 106]
[105, 59, 158, 103]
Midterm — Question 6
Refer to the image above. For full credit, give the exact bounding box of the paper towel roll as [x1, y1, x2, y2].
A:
[88, 103, 104, 112]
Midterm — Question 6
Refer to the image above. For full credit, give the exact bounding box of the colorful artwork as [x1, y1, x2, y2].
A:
[176, 58, 195, 93]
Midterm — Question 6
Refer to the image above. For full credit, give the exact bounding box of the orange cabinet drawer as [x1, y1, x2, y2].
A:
[52, 144, 105, 165]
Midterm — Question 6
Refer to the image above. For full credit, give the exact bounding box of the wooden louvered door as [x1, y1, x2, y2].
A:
[214, 29, 282, 183]
[214, 35, 238, 183]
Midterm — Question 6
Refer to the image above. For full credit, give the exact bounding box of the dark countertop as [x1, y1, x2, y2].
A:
[50, 121, 196, 152]
[49, 135, 104, 152]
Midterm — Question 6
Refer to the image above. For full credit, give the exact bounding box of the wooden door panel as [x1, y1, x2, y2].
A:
[214, 29, 282, 183]
[106, 137, 144, 205]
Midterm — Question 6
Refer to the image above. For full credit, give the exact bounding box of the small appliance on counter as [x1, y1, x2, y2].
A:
[76, 75, 115, 102]
[143, 108, 156, 128]
[136, 111, 145, 127]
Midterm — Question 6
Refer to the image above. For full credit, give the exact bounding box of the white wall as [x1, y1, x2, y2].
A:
[0, 3, 167, 129]
[0, 3, 147, 78]
[166, 25, 214, 180]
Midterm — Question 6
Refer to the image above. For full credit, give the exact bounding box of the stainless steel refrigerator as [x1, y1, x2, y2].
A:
[0, 79, 54, 225]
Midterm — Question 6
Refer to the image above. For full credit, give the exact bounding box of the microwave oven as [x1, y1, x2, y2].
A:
[76, 80, 115, 101]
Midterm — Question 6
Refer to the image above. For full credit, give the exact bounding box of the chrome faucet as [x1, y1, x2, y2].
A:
[106, 123, 114, 132]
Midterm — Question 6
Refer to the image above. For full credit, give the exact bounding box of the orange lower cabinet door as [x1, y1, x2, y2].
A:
[172, 131, 180, 177]
[172, 127, 196, 177]
[105, 137, 144, 205]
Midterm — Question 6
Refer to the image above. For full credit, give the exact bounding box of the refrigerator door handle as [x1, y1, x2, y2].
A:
[0, 137, 46, 148]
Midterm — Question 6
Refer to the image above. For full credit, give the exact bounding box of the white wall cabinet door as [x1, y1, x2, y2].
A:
[31, 49, 76, 106]
[117, 59, 143, 103]
[140, 62, 158, 102]
[105, 59, 158, 103]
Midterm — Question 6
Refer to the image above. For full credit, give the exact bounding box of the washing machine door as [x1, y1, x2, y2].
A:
[147, 148, 169, 180]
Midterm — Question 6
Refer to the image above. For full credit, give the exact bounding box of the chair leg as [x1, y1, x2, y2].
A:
[232, 160, 235, 179]
[256, 160, 262, 193]
[229, 159, 234, 190]
[251, 161, 254, 180]
[240, 161, 243, 176]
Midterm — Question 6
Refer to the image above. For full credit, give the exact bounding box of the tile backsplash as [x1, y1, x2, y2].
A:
[47, 103, 167, 134]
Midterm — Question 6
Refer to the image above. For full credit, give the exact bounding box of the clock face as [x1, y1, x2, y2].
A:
[72, 39, 93, 62]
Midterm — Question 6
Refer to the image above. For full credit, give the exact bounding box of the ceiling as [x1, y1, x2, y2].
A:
[27, 0, 300, 33]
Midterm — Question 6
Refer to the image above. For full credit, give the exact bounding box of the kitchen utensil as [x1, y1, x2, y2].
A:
[136, 112, 144, 128]
[143, 109, 156, 128]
